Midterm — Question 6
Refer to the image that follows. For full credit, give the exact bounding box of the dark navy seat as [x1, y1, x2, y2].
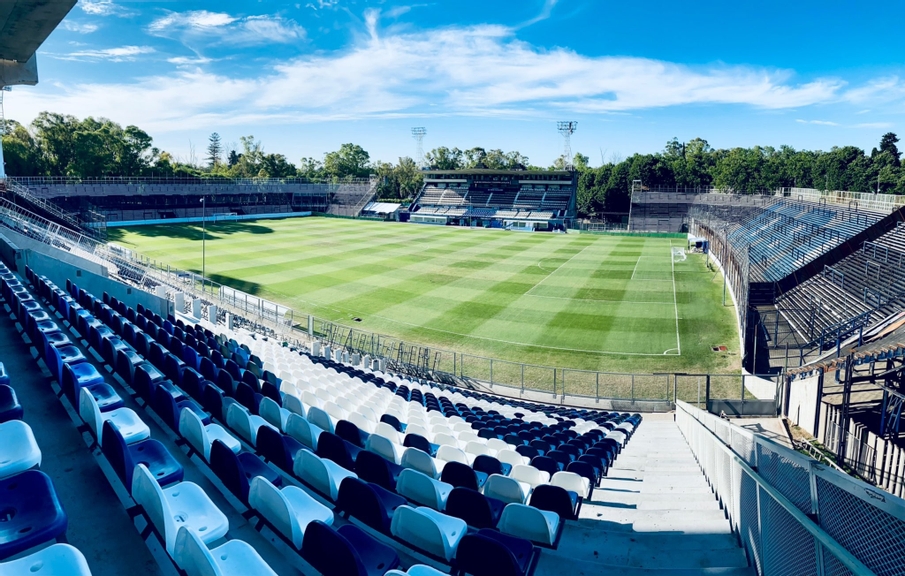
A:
[336, 420, 369, 448]
[336, 477, 406, 535]
[101, 421, 183, 490]
[440, 461, 486, 491]
[0, 470, 68, 559]
[456, 528, 535, 576]
[444, 487, 505, 530]
[354, 450, 403, 492]
[152, 385, 210, 431]
[473, 454, 511, 477]
[530, 456, 559, 478]
[301, 520, 400, 576]
[0, 385, 23, 423]
[255, 426, 306, 473]
[209, 439, 281, 505]
[529, 484, 579, 521]
[316, 432, 360, 472]
[402, 433, 437, 457]
[379, 414, 404, 433]
[567, 461, 598, 495]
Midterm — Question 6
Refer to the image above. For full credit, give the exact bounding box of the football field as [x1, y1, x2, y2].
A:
[108, 217, 740, 375]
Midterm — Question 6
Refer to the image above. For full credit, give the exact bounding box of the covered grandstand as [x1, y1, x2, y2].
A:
[407, 169, 577, 231]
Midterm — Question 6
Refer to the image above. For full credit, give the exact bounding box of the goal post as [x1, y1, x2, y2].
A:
[672, 247, 687, 263]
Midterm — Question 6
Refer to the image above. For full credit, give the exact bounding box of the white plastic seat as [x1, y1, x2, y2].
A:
[285, 413, 322, 450]
[456, 432, 480, 445]
[0, 543, 92, 575]
[282, 394, 305, 417]
[396, 468, 452, 510]
[174, 526, 277, 576]
[497, 502, 561, 546]
[301, 391, 322, 410]
[463, 441, 494, 458]
[552, 470, 591, 498]
[433, 433, 459, 449]
[486, 438, 511, 453]
[258, 397, 291, 432]
[180, 408, 241, 462]
[226, 403, 274, 446]
[347, 411, 375, 434]
[306, 406, 334, 434]
[248, 476, 334, 550]
[79, 388, 150, 447]
[315, 388, 334, 403]
[374, 422, 402, 445]
[322, 400, 348, 422]
[357, 405, 378, 422]
[385, 565, 450, 576]
[436, 445, 469, 467]
[483, 474, 530, 505]
[366, 433, 405, 465]
[497, 449, 530, 468]
[0, 420, 42, 480]
[335, 397, 357, 413]
[510, 465, 550, 488]
[405, 424, 432, 441]
[606, 430, 627, 446]
[132, 464, 229, 555]
[293, 449, 357, 502]
[390, 505, 466, 562]
[400, 447, 442, 479]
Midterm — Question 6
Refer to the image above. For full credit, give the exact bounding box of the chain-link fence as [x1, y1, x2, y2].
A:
[677, 400, 904, 576]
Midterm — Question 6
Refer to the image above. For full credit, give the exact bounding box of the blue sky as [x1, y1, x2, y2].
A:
[10, 0, 905, 166]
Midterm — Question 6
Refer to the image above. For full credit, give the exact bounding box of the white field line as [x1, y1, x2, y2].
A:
[671, 243, 682, 355]
[524, 242, 596, 297]
[631, 255, 642, 280]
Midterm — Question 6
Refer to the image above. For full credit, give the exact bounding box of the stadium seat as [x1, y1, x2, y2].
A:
[316, 432, 361, 472]
[0, 470, 69, 559]
[0, 420, 41, 480]
[396, 468, 453, 510]
[293, 449, 357, 502]
[256, 426, 306, 473]
[401, 447, 442, 478]
[209, 439, 281, 506]
[354, 449, 404, 492]
[439, 460, 486, 491]
[366, 433, 405, 465]
[226, 403, 274, 446]
[173, 526, 277, 576]
[497, 503, 561, 547]
[247, 476, 333, 549]
[336, 477, 406, 534]
[131, 464, 229, 556]
[0, 385, 23, 423]
[286, 413, 322, 451]
[259, 397, 291, 431]
[473, 454, 512, 477]
[307, 406, 335, 434]
[444, 487, 505, 530]
[529, 484, 579, 521]
[179, 408, 241, 462]
[0, 543, 92, 576]
[152, 385, 209, 432]
[79, 388, 150, 447]
[101, 421, 183, 490]
[509, 464, 550, 489]
[301, 520, 401, 576]
[483, 474, 530, 505]
[456, 528, 535, 576]
[390, 505, 466, 562]
[551, 470, 591, 498]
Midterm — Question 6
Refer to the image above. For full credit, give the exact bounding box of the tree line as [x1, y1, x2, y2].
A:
[2, 112, 902, 218]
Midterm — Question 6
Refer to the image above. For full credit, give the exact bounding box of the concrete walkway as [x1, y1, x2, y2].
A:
[535, 419, 755, 576]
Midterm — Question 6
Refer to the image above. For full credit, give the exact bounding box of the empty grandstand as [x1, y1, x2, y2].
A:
[408, 170, 576, 230]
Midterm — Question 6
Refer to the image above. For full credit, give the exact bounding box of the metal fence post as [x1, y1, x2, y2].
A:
[521, 364, 525, 392]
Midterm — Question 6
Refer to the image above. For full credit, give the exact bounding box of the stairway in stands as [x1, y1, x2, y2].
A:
[536, 417, 754, 576]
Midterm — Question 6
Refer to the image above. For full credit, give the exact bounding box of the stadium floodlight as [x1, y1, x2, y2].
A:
[412, 127, 427, 169]
[557, 121, 578, 171]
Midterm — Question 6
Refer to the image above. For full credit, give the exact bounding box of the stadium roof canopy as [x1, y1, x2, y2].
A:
[0, 0, 76, 86]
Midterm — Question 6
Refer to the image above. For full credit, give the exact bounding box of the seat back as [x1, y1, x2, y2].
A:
[256, 426, 293, 472]
[389, 505, 446, 560]
[551, 471, 589, 497]
[293, 449, 331, 497]
[101, 420, 133, 487]
[445, 487, 497, 530]
[283, 395, 305, 417]
[440, 461, 479, 492]
[132, 464, 174, 551]
[510, 464, 549, 488]
[78, 386, 103, 441]
[456, 531, 523, 576]
[403, 433, 433, 455]
[353, 450, 396, 491]
[473, 454, 504, 476]
[529, 484, 575, 520]
[400, 447, 437, 477]
[227, 403, 256, 446]
[179, 408, 210, 460]
[307, 406, 334, 434]
[374, 422, 401, 444]
[436, 444, 468, 466]
[300, 520, 364, 576]
[484, 474, 526, 505]
[530, 456, 559, 477]
[259, 397, 285, 431]
[248, 476, 302, 548]
[210, 439, 250, 504]
[173, 526, 220, 576]
[498, 503, 557, 546]
[396, 469, 445, 509]
[335, 420, 364, 448]
[316, 431, 355, 471]
[286, 413, 319, 450]
[336, 477, 399, 534]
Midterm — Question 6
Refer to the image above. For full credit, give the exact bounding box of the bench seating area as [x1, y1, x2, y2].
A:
[411, 183, 573, 223]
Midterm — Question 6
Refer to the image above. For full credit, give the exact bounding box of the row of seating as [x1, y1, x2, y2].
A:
[0, 263, 92, 574]
[60, 281, 538, 575]
[16, 268, 280, 576]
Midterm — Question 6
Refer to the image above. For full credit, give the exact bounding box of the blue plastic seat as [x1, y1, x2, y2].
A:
[0, 385, 23, 423]
[336, 420, 369, 448]
[301, 520, 400, 576]
[209, 439, 281, 505]
[101, 421, 184, 490]
[403, 433, 437, 457]
[529, 484, 579, 521]
[353, 450, 403, 492]
[61, 362, 124, 413]
[336, 477, 405, 535]
[48, 344, 86, 381]
[456, 528, 535, 576]
[316, 432, 360, 472]
[473, 454, 511, 477]
[0, 470, 68, 559]
[115, 348, 145, 386]
[445, 487, 505, 530]
[153, 385, 210, 432]
[440, 461, 487, 491]
[255, 426, 306, 473]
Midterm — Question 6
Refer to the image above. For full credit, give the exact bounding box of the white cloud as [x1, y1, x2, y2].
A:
[796, 119, 840, 126]
[148, 10, 305, 46]
[79, 1, 127, 17]
[62, 21, 100, 34]
[854, 122, 893, 129]
[13, 23, 903, 135]
[520, 0, 560, 28]
[58, 45, 155, 62]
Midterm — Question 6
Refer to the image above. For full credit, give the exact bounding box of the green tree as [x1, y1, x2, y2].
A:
[206, 132, 222, 168]
[424, 146, 463, 170]
[1, 121, 43, 175]
[324, 143, 371, 179]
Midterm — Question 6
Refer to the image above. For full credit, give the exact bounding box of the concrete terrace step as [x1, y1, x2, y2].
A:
[535, 553, 756, 576]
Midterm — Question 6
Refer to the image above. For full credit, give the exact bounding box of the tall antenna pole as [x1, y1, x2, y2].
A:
[557, 121, 577, 170]
[411, 127, 427, 169]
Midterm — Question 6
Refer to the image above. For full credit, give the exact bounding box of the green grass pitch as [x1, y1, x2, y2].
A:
[108, 217, 740, 379]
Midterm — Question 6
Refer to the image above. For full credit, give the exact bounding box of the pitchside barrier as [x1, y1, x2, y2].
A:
[676, 400, 905, 576]
[0, 194, 777, 411]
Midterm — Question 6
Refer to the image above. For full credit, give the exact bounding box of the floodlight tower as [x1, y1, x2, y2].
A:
[0, 87, 10, 179]
[411, 127, 427, 169]
[557, 121, 578, 171]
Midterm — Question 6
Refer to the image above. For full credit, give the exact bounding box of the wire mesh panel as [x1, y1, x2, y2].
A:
[740, 471, 764, 575]
[761, 493, 819, 576]
[756, 441, 813, 515]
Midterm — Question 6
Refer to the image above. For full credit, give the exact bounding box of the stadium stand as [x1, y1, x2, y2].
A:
[408, 170, 576, 231]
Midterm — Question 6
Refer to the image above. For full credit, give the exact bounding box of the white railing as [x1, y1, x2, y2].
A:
[781, 187, 905, 215]
[676, 400, 905, 576]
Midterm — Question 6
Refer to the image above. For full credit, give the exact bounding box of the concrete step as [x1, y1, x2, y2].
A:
[535, 552, 755, 576]
[583, 508, 731, 534]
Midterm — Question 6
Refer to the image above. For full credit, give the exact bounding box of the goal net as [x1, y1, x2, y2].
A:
[212, 212, 238, 223]
[672, 247, 687, 263]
